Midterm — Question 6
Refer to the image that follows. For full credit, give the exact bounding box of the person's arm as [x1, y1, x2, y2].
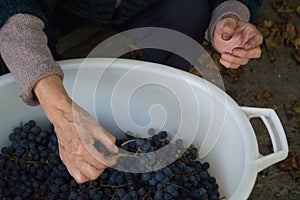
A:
[0, 14, 118, 183]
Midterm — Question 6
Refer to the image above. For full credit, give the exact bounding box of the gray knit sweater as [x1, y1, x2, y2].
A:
[0, 0, 250, 106]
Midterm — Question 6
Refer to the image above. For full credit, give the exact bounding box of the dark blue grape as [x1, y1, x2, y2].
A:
[116, 188, 126, 197]
[69, 191, 78, 199]
[116, 175, 124, 184]
[50, 184, 60, 194]
[141, 173, 151, 181]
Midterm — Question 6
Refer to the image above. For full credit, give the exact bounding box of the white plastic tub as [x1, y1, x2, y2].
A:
[0, 58, 288, 200]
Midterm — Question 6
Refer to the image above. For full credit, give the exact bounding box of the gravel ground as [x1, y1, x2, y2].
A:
[222, 0, 300, 199]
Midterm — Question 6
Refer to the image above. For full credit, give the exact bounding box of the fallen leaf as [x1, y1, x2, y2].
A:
[222, 68, 244, 78]
[293, 52, 300, 63]
[289, 170, 300, 180]
[256, 91, 274, 101]
[274, 186, 290, 198]
[285, 105, 300, 122]
[211, 51, 222, 71]
[265, 104, 279, 110]
[272, 1, 294, 13]
[295, 26, 300, 38]
[280, 12, 293, 20]
[257, 27, 271, 38]
[291, 101, 300, 114]
[189, 66, 202, 77]
[277, 152, 300, 171]
[257, 19, 274, 28]
[296, 5, 300, 15]
[292, 38, 300, 50]
[283, 22, 296, 46]
[265, 31, 284, 50]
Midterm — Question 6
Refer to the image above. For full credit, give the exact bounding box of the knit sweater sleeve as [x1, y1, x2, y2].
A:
[208, 0, 264, 23]
[0, 14, 64, 106]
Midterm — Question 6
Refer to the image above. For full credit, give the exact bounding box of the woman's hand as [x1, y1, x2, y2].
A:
[34, 75, 118, 183]
[213, 15, 263, 69]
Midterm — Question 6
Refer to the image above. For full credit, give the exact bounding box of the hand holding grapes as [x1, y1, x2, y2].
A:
[213, 14, 263, 69]
[34, 75, 118, 183]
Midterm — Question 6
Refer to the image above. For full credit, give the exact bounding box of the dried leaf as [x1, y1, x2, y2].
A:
[265, 104, 279, 110]
[291, 101, 300, 114]
[277, 152, 300, 171]
[295, 26, 300, 38]
[211, 51, 222, 71]
[293, 52, 300, 63]
[296, 5, 300, 15]
[272, 1, 294, 13]
[283, 22, 297, 45]
[222, 68, 244, 78]
[290, 170, 300, 180]
[256, 91, 274, 101]
[285, 105, 300, 122]
[189, 66, 202, 77]
[292, 38, 300, 50]
[257, 27, 271, 38]
[265, 31, 284, 50]
[274, 187, 290, 198]
[257, 19, 274, 28]
[278, 152, 300, 180]
[280, 12, 293, 20]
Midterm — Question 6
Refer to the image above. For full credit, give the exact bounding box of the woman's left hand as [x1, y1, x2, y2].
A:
[213, 15, 263, 69]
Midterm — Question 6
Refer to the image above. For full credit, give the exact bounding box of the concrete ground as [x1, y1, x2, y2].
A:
[224, 1, 300, 199]
[56, 0, 300, 199]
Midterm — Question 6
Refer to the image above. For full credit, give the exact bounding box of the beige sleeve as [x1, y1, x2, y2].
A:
[0, 13, 64, 106]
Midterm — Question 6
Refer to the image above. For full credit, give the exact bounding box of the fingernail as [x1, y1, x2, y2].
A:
[113, 145, 119, 153]
[222, 33, 232, 40]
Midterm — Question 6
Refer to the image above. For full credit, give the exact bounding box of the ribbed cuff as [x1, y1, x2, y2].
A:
[208, 0, 250, 48]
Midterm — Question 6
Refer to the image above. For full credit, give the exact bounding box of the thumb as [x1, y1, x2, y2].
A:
[220, 17, 238, 40]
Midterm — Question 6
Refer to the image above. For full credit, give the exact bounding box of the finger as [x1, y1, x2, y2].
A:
[221, 53, 250, 66]
[220, 17, 238, 40]
[220, 58, 240, 69]
[86, 139, 118, 167]
[232, 47, 262, 59]
[60, 153, 89, 183]
[67, 165, 89, 183]
[75, 160, 104, 181]
[88, 145, 118, 167]
[94, 126, 118, 154]
[244, 33, 263, 50]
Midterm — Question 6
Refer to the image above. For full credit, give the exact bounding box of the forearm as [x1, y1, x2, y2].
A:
[0, 13, 64, 106]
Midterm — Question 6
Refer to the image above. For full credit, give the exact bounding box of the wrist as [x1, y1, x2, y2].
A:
[34, 75, 73, 122]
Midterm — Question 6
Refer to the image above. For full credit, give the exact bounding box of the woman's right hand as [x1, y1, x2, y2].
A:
[34, 75, 118, 183]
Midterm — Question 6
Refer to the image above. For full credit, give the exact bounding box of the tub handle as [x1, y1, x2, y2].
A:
[241, 107, 289, 172]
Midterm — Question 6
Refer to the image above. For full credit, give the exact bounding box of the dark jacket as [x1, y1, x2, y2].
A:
[0, 0, 263, 29]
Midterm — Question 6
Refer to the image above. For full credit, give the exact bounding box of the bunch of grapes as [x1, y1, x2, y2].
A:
[0, 121, 220, 200]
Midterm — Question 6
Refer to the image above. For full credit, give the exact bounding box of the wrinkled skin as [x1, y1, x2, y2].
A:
[214, 15, 263, 69]
[34, 75, 118, 183]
